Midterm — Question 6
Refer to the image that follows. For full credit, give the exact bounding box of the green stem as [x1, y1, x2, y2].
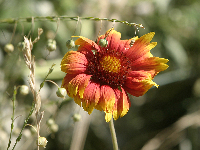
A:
[109, 118, 119, 150]
[7, 86, 17, 150]
[12, 101, 35, 150]
[0, 16, 144, 29]
[39, 63, 56, 92]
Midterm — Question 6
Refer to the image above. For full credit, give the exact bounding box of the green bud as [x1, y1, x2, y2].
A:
[56, 88, 67, 98]
[75, 44, 79, 50]
[17, 42, 25, 51]
[66, 39, 75, 49]
[99, 39, 108, 47]
[4, 43, 14, 53]
[40, 82, 44, 89]
[46, 39, 56, 52]
[48, 68, 54, 74]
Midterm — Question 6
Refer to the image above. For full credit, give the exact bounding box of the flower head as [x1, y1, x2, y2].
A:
[61, 28, 168, 122]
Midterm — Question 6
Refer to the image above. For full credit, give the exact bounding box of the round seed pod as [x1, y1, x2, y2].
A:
[73, 113, 81, 122]
[46, 118, 55, 126]
[19, 85, 29, 95]
[50, 124, 59, 133]
[66, 39, 75, 49]
[56, 88, 67, 98]
[37, 137, 48, 148]
[46, 39, 56, 52]
[4, 43, 14, 53]
[99, 39, 108, 47]
[46, 118, 59, 133]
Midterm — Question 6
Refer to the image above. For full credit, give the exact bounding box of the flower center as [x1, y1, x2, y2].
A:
[100, 56, 121, 73]
[87, 48, 131, 87]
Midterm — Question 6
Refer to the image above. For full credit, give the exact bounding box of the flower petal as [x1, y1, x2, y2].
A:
[82, 82, 100, 114]
[61, 74, 76, 94]
[95, 85, 116, 113]
[111, 87, 130, 121]
[61, 51, 88, 74]
[132, 57, 169, 77]
[74, 36, 100, 58]
[126, 32, 157, 61]
[123, 71, 158, 97]
[98, 28, 132, 52]
[61, 74, 92, 99]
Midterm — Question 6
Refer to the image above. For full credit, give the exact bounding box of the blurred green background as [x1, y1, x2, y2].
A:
[1, 0, 200, 150]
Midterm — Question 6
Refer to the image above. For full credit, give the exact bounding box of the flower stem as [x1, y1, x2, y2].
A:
[109, 118, 119, 150]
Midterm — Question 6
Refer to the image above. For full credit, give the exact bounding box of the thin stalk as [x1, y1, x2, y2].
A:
[39, 63, 56, 92]
[7, 86, 17, 150]
[12, 101, 35, 150]
[0, 16, 145, 29]
[109, 118, 119, 150]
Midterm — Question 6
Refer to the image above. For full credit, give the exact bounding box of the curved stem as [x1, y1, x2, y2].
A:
[45, 80, 59, 88]
[109, 118, 119, 150]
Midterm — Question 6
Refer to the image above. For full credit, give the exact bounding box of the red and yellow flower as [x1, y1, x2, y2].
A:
[61, 28, 168, 122]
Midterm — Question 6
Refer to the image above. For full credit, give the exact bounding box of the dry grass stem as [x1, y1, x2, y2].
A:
[23, 28, 44, 150]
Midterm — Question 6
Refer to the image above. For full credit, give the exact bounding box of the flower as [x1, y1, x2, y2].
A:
[61, 28, 168, 122]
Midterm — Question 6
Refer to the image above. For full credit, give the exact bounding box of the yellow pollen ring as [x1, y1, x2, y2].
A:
[100, 55, 121, 73]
